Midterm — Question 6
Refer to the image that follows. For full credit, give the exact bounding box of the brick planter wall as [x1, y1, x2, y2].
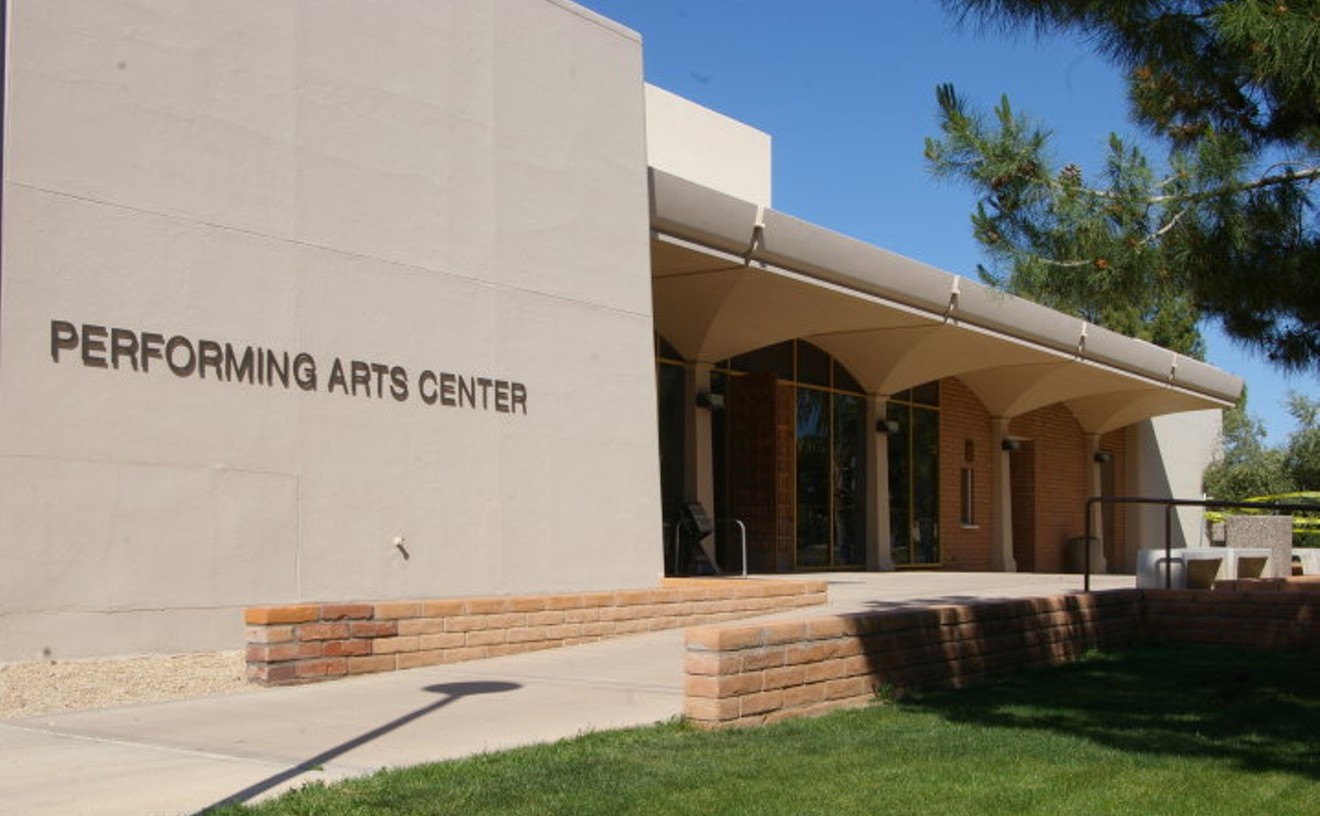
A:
[685, 591, 1140, 728]
[684, 582, 1320, 729]
[1142, 579, 1320, 649]
[245, 578, 826, 685]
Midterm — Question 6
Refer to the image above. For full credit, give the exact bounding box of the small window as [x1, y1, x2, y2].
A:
[960, 467, 976, 527]
[831, 360, 859, 393]
[656, 334, 684, 362]
[912, 380, 940, 407]
[796, 341, 832, 387]
[732, 341, 794, 380]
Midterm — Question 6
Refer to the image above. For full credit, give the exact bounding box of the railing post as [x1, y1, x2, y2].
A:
[673, 522, 682, 576]
[715, 518, 749, 577]
[1084, 497, 1094, 592]
[1164, 504, 1174, 589]
[1078, 495, 1314, 592]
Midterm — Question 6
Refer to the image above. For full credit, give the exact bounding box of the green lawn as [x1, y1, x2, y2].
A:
[212, 645, 1320, 815]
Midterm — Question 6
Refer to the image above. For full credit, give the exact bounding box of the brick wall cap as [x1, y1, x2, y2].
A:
[245, 605, 319, 625]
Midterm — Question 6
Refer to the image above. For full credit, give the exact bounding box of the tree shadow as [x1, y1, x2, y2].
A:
[860, 595, 1019, 611]
[898, 645, 1320, 780]
[195, 680, 520, 813]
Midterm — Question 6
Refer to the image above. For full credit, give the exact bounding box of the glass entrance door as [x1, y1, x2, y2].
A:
[796, 387, 866, 569]
[888, 382, 941, 566]
[795, 388, 830, 567]
[715, 339, 869, 571]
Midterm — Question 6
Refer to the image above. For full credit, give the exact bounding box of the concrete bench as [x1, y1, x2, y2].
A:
[1136, 547, 1273, 589]
[1295, 549, 1320, 575]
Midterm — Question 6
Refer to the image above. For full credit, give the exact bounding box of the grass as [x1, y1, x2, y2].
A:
[211, 644, 1320, 815]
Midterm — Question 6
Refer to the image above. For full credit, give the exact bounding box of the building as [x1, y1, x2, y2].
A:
[0, 0, 1240, 661]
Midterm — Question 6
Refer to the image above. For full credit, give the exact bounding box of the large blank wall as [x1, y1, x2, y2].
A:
[0, 0, 664, 660]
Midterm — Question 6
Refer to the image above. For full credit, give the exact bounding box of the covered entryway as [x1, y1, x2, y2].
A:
[647, 169, 1241, 575]
[713, 341, 869, 571]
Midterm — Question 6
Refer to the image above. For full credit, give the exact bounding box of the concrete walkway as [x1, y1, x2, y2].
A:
[0, 572, 1131, 815]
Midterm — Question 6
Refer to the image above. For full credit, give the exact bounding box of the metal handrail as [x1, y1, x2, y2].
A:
[670, 515, 748, 577]
[1082, 496, 1319, 591]
[671, 522, 682, 576]
[717, 518, 748, 577]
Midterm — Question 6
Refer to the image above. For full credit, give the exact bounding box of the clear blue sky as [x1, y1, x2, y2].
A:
[580, 0, 1317, 445]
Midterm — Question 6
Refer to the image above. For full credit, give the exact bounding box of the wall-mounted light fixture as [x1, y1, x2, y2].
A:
[1093, 450, 1113, 464]
[964, 440, 975, 463]
[696, 392, 725, 411]
[876, 419, 901, 435]
[1001, 438, 1021, 452]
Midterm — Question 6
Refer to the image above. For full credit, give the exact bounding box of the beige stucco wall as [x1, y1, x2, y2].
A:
[0, 0, 663, 660]
[1126, 409, 1222, 570]
[645, 84, 772, 207]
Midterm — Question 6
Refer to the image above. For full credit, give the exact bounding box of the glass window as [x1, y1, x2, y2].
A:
[912, 380, 940, 406]
[656, 360, 687, 549]
[711, 370, 728, 544]
[796, 342, 832, 388]
[833, 360, 863, 394]
[912, 406, 940, 564]
[796, 388, 830, 567]
[656, 335, 683, 362]
[888, 381, 941, 566]
[732, 341, 794, 380]
[887, 404, 912, 565]
[833, 393, 866, 566]
[960, 467, 976, 526]
[719, 340, 869, 570]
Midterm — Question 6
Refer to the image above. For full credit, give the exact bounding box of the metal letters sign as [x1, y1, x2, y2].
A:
[48, 319, 529, 414]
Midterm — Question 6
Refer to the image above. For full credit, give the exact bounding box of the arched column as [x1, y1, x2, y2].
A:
[990, 416, 1017, 572]
[866, 394, 895, 571]
[687, 364, 717, 516]
[685, 363, 719, 567]
[1085, 432, 1109, 574]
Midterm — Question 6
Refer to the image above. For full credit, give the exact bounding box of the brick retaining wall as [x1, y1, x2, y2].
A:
[684, 581, 1320, 729]
[245, 578, 826, 685]
[685, 591, 1140, 727]
[1142, 579, 1320, 650]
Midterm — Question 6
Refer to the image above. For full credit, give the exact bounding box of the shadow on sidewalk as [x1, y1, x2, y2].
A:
[195, 680, 520, 814]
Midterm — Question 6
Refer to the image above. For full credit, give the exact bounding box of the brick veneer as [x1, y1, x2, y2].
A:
[1099, 427, 1129, 568]
[1010, 405, 1088, 574]
[684, 581, 1320, 728]
[245, 577, 827, 685]
[939, 377, 994, 571]
[936, 379, 1125, 573]
[726, 373, 796, 572]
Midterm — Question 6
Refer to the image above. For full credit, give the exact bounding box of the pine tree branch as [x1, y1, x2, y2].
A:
[1153, 164, 1320, 204]
[989, 206, 1182, 270]
[1043, 163, 1319, 206]
[1143, 208, 1188, 245]
[994, 244, 1094, 270]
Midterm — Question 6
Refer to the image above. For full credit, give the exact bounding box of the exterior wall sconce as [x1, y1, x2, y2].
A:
[1001, 438, 1021, 452]
[1093, 450, 1113, 464]
[876, 419, 901, 435]
[696, 392, 725, 410]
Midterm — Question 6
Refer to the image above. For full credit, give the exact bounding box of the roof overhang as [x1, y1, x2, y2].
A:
[649, 169, 1242, 433]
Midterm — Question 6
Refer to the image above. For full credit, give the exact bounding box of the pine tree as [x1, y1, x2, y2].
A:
[929, 0, 1320, 367]
[1283, 393, 1320, 489]
[1203, 390, 1293, 499]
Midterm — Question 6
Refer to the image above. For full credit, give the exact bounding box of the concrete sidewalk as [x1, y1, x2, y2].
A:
[0, 572, 1131, 816]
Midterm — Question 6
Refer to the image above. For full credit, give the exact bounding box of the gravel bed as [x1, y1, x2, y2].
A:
[1, 651, 251, 719]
